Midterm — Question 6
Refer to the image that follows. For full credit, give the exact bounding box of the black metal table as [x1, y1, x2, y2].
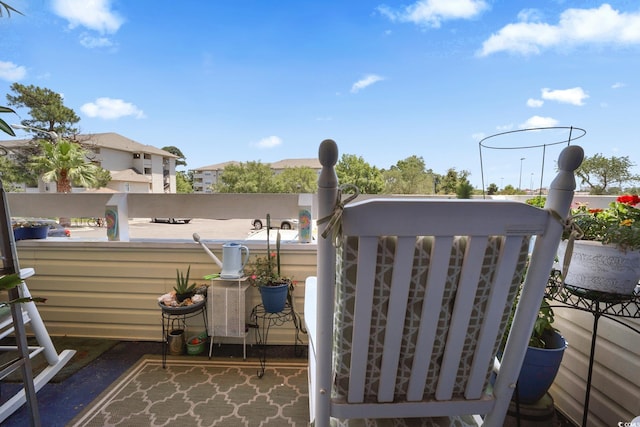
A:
[250, 302, 305, 378]
[545, 275, 639, 427]
[159, 300, 208, 368]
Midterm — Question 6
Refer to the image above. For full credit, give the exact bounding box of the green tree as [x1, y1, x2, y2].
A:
[576, 153, 639, 195]
[500, 184, 519, 195]
[383, 155, 433, 194]
[456, 177, 474, 199]
[335, 154, 384, 194]
[31, 140, 101, 193]
[0, 155, 23, 190]
[439, 168, 459, 194]
[215, 161, 281, 193]
[7, 83, 80, 136]
[161, 145, 187, 168]
[486, 183, 498, 195]
[276, 166, 318, 193]
[176, 171, 193, 193]
[87, 167, 111, 189]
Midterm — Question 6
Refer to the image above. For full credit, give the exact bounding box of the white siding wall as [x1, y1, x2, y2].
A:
[100, 148, 135, 171]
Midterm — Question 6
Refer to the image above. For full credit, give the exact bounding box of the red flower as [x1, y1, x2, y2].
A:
[616, 194, 640, 206]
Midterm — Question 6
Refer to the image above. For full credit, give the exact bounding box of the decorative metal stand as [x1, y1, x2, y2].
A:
[478, 126, 586, 197]
[545, 274, 640, 427]
[159, 300, 208, 368]
[250, 302, 305, 378]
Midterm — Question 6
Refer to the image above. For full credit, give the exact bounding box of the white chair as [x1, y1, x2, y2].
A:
[305, 139, 583, 426]
[0, 268, 77, 423]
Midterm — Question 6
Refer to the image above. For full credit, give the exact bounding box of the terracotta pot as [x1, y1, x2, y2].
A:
[557, 240, 640, 295]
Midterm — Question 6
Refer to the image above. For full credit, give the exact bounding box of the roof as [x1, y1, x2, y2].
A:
[0, 133, 177, 157]
[192, 161, 240, 172]
[110, 168, 152, 183]
[78, 133, 177, 157]
[269, 158, 321, 169]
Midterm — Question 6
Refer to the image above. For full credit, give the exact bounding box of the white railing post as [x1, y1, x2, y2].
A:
[315, 139, 339, 426]
[105, 193, 130, 241]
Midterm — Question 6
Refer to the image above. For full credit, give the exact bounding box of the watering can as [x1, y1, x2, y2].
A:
[220, 242, 250, 279]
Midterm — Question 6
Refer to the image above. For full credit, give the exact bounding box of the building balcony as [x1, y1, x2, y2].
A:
[2, 192, 638, 426]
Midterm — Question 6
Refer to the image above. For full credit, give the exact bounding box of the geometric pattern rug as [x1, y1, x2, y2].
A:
[67, 356, 309, 426]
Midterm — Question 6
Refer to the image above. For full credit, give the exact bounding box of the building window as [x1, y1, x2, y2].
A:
[144, 168, 151, 175]
[144, 153, 151, 160]
[133, 153, 141, 159]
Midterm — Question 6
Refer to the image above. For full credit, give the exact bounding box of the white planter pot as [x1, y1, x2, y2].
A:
[556, 240, 640, 295]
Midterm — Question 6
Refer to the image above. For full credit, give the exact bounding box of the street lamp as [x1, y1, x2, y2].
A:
[10, 123, 59, 140]
[530, 173, 534, 193]
[518, 157, 525, 191]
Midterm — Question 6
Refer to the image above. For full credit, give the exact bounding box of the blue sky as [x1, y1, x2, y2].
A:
[1, 0, 639, 190]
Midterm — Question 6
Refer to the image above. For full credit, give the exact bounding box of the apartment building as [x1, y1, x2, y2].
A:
[191, 158, 321, 193]
[0, 132, 178, 193]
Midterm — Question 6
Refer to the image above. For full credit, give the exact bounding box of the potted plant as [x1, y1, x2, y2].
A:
[501, 271, 567, 405]
[557, 194, 640, 295]
[247, 221, 292, 313]
[158, 265, 206, 310]
[174, 265, 197, 302]
[12, 219, 50, 241]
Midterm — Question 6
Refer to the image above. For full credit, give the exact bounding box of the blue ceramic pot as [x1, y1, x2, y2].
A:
[515, 330, 567, 404]
[259, 283, 289, 313]
[13, 225, 48, 241]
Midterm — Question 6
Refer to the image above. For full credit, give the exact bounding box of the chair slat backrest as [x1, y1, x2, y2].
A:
[311, 139, 583, 426]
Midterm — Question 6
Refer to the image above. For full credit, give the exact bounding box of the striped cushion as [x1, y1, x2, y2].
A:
[332, 235, 528, 409]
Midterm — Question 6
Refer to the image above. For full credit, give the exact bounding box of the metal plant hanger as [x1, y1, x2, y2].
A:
[478, 126, 586, 198]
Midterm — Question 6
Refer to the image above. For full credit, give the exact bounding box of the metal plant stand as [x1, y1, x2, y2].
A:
[159, 300, 207, 368]
[545, 274, 640, 427]
[250, 302, 305, 378]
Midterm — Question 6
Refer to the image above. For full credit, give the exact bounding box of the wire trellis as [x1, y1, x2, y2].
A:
[478, 126, 586, 198]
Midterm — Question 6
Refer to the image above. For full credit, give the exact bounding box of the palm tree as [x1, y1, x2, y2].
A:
[32, 139, 101, 193]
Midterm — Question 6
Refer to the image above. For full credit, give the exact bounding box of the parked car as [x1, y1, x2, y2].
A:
[47, 222, 71, 237]
[251, 218, 298, 230]
[152, 218, 192, 224]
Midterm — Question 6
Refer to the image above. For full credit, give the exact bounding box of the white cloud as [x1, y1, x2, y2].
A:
[80, 97, 145, 119]
[496, 124, 514, 132]
[52, 0, 123, 33]
[612, 82, 626, 89]
[541, 87, 588, 106]
[0, 61, 26, 81]
[479, 4, 640, 56]
[471, 132, 485, 141]
[253, 136, 283, 149]
[79, 34, 114, 48]
[351, 74, 384, 93]
[378, 0, 488, 28]
[520, 115, 559, 128]
[527, 98, 544, 108]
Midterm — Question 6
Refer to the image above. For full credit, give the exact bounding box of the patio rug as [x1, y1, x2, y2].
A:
[68, 355, 309, 426]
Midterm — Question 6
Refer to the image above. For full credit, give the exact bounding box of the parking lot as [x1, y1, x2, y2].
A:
[67, 218, 257, 241]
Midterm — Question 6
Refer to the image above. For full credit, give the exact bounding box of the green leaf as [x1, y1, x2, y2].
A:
[0, 118, 16, 136]
[0, 273, 22, 291]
